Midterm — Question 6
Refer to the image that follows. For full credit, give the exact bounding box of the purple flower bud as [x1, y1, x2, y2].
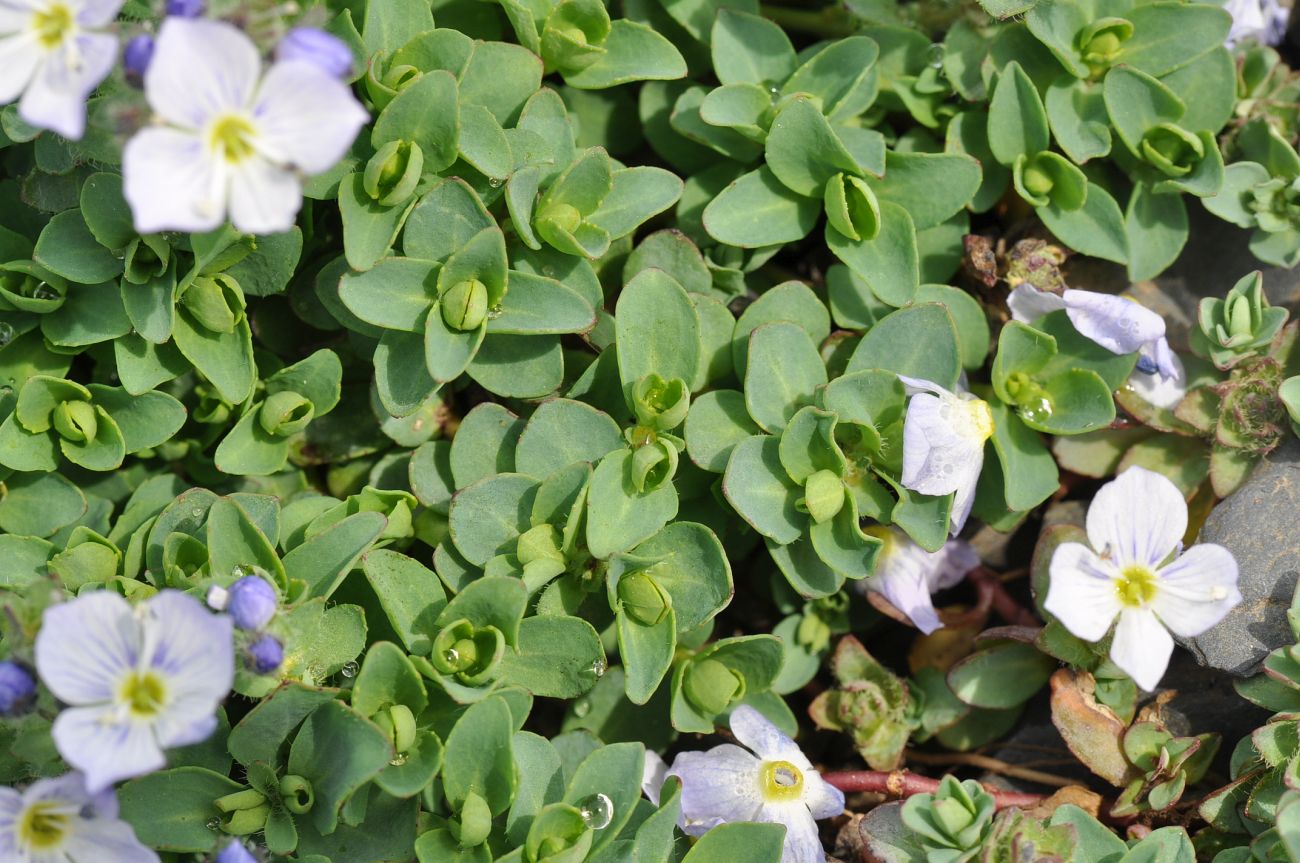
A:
[0, 662, 35, 714]
[226, 576, 277, 631]
[164, 0, 204, 17]
[246, 635, 284, 675]
[276, 27, 354, 79]
[123, 35, 155, 87]
[216, 842, 258, 863]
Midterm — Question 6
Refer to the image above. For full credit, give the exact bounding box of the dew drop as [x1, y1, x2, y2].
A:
[768, 85, 780, 97]
[577, 792, 613, 830]
[0, 386, 12, 399]
[926, 43, 944, 68]
[341, 661, 359, 678]
[1019, 395, 1054, 425]
[487, 304, 504, 319]
[0, 322, 14, 347]
[190, 507, 204, 518]
[589, 658, 607, 678]
[32, 285, 59, 301]
[389, 753, 408, 766]
[488, 177, 504, 188]
[206, 818, 221, 831]
[443, 647, 460, 665]
[573, 698, 591, 718]
[231, 564, 247, 579]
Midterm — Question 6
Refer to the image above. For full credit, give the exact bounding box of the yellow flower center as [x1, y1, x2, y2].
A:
[759, 760, 804, 803]
[18, 802, 70, 851]
[862, 525, 895, 559]
[966, 399, 995, 441]
[1115, 565, 1158, 608]
[119, 671, 167, 718]
[31, 3, 73, 49]
[209, 114, 257, 164]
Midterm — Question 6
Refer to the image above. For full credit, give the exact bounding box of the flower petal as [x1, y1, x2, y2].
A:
[36, 591, 139, 706]
[759, 801, 825, 863]
[1109, 607, 1174, 692]
[948, 456, 983, 536]
[1129, 343, 1187, 410]
[642, 750, 668, 805]
[18, 33, 116, 139]
[1086, 466, 1187, 570]
[251, 60, 368, 174]
[1045, 542, 1122, 641]
[75, 0, 127, 27]
[122, 127, 221, 234]
[0, 33, 42, 105]
[1062, 290, 1166, 356]
[227, 154, 302, 234]
[145, 18, 260, 129]
[62, 806, 158, 863]
[870, 548, 944, 635]
[140, 591, 233, 748]
[52, 705, 165, 792]
[668, 745, 764, 827]
[896, 375, 952, 398]
[1007, 285, 1068, 323]
[801, 772, 844, 820]
[1151, 544, 1242, 638]
[729, 705, 804, 762]
[930, 540, 980, 591]
[901, 394, 979, 496]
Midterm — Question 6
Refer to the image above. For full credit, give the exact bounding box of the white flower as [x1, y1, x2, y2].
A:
[642, 750, 668, 805]
[1045, 466, 1241, 691]
[1008, 285, 1184, 404]
[859, 527, 980, 634]
[1224, 0, 1289, 46]
[667, 705, 843, 863]
[122, 18, 368, 235]
[899, 376, 994, 536]
[0, 771, 157, 863]
[35, 589, 234, 792]
[0, 0, 122, 139]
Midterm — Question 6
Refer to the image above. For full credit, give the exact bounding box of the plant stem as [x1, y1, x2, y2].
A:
[903, 750, 1076, 788]
[820, 770, 1048, 809]
[759, 4, 857, 39]
[970, 567, 1039, 628]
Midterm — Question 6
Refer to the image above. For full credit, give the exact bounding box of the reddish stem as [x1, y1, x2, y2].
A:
[970, 567, 1039, 628]
[821, 770, 1047, 810]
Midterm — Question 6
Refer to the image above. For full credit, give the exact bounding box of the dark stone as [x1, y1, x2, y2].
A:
[1182, 437, 1300, 676]
[1155, 651, 1272, 775]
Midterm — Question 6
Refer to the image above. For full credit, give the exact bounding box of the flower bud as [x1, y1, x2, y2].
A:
[164, 0, 203, 17]
[629, 439, 678, 493]
[258, 390, 315, 437]
[279, 774, 315, 814]
[216, 842, 258, 863]
[123, 35, 155, 87]
[432, 619, 505, 685]
[180, 275, 244, 334]
[457, 791, 494, 848]
[0, 661, 36, 715]
[441, 278, 489, 331]
[363, 139, 424, 207]
[226, 575, 277, 631]
[373, 703, 418, 753]
[0, 262, 67, 312]
[539, 202, 582, 237]
[245, 634, 284, 674]
[1140, 124, 1203, 178]
[277, 27, 354, 79]
[617, 571, 672, 627]
[1078, 17, 1132, 73]
[52, 399, 98, 443]
[123, 235, 170, 284]
[801, 470, 845, 524]
[631, 374, 690, 431]
[683, 658, 746, 716]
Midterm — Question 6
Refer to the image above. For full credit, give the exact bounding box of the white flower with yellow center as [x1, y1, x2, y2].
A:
[667, 705, 843, 863]
[1045, 466, 1241, 691]
[35, 590, 234, 793]
[860, 526, 980, 634]
[0, 0, 122, 139]
[122, 18, 368, 235]
[898, 376, 994, 537]
[0, 771, 157, 862]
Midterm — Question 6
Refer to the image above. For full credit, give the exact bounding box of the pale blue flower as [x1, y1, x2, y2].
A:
[859, 528, 980, 634]
[1224, 0, 1289, 46]
[276, 27, 353, 79]
[122, 18, 368, 234]
[1045, 467, 1241, 691]
[898, 376, 993, 537]
[0, 771, 157, 862]
[35, 590, 234, 792]
[668, 706, 843, 863]
[0, 0, 123, 139]
[216, 840, 258, 863]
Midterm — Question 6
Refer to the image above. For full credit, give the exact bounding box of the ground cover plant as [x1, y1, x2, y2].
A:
[0, 0, 1299, 861]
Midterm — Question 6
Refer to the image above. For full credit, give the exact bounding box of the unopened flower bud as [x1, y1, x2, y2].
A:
[245, 634, 284, 674]
[52, 399, 97, 444]
[617, 571, 672, 627]
[0, 661, 36, 715]
[123, 35, 155, 87]
[277, 27, 354, 79]
[164, 0, 204, 18]
[683, 658, 746, 716]
[258, 390, 314, 437]
[801, 470, 845, 524]
[441, 279, 489, 331]
[226, 575, 277, 631]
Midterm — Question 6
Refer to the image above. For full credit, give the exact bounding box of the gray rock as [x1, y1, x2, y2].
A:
[1182, 438, 1300, 676]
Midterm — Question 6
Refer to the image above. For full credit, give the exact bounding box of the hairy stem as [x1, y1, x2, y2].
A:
[820, 770, 1048, 809]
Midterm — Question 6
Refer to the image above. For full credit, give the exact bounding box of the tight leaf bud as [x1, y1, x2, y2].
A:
[683, 658, 746, 716]
[363, 139, 424, 207]
[258, 390, 315, 437]
[441, 279, 489, 331]
[616, 571, 672, 627]
[801, 469, 845, 524]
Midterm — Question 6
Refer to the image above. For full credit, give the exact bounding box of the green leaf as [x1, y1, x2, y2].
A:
[616, 268, 702, 409]
[362, 549, 446, 655]
[451, 402, 523, 488]
[826, 201, 919, 308]
[87, 385, 186, 454]
[947, 641, 1055, 708]
[683, 823, 785, 863]
[987, 398, 1059, 512]
[732, 280, 831, 380]
[588, 167, 683, 241]
[498, 615, 606, 698]
[915, 284, 990, 371]
[228, 682, 341, 767]
[872, 151, 982, 231]
[119, 768, 244, 853]
[171, 311, 256, 405]
[710, 8, 795, 87]
[565, 19, 687, 89]
[703, 167, 821, 248]
[467, 333, 565, 398]
[449, 473, 538, 566]
[1118, 3, 1230, 78]
[33, 208, 123, 284]
[515, 398, 623, 479]
[0, 472, 85, 538]
[1040, 181, 1128, 264]
[79, 172, 136, 251]
[405, 178, 496, 262]
[443, 696, 517, 815]
[1046, 77, 1112, 164]
[848, 303, 961, 390]
[686, 389, 762, 473]
[288, 700, 394, 835]
[744, 322, 827, 433]
[1125, 184, 1188, 282]
[1102, 66, 1185, 158]
[765, 98, 862, 197]
[340, 173, 417, 271]
[782, 36, 881, 124]
[585, 449, 678, 559]
[362, 0, 434, 55]
[988, 61, 1049, 165]
[285, 511, 387, 600]
[722, 435, 803, 544]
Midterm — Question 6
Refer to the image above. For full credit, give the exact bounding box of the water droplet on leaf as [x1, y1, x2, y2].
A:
[389, 753, 408, 766]
[590, 658, 606, 678]
[206, 818, 221, 831]
[0, 322, 14, 347]
[443, 647, 460, 665]
[573, 698, 590, 718]
[488, 177, 504, 188]
[341, 661, 359, 678]
[577, 793, 613, 829]
[1019, 395, 1054, 425]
